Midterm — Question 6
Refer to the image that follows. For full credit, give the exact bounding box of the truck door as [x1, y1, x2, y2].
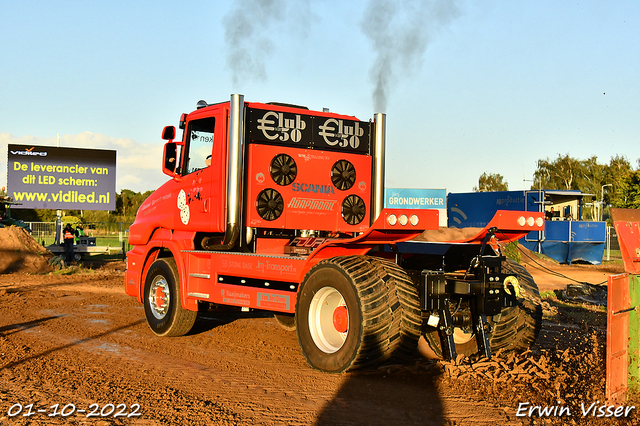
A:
[175, 110, 226, 233]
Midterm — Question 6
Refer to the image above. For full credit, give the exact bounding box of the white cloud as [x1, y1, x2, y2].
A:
[0, 132, 167, 194]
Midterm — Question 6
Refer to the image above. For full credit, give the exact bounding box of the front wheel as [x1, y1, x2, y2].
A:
[144, 258, 197, 337]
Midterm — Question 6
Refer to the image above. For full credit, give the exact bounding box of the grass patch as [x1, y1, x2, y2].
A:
[529, 250, 559, 264]
[53, 266, 85, 275]
[504, 241, 521, 263]
[540, 290, 559, 299]
[52, 264, 99, 275]
[85, 253, 125, 261]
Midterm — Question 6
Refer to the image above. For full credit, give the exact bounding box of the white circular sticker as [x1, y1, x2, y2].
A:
[177, 189, 190, 225]
[177, 190, 187, 209]
[180, 206, 190, 225]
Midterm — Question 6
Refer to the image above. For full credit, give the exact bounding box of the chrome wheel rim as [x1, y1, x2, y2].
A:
[149, 276, 170, 320]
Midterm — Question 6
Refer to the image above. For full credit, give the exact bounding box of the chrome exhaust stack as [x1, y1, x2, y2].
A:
[371, 112, 386, 224]
[203, 94, 244, 250]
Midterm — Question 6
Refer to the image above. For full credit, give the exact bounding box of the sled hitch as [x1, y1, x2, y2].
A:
[420, 255, 508, 360]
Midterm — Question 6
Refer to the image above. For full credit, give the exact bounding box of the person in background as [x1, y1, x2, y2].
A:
[75, 222, 85, 243]
[545, 207, 555, 221]
[63, 223, 75, 265]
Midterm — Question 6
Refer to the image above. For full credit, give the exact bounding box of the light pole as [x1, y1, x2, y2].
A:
[600, 184, 612, 221]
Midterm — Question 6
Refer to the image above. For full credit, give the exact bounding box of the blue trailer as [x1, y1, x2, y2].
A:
[447, 190, 606, 264]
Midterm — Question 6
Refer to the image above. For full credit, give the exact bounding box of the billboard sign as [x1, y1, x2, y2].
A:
[7, 144, 116, 210]
[385, 188, 447, 226]
[385, 188, 446, 209]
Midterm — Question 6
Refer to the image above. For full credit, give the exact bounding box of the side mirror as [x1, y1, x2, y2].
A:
[162, 142, 179, 177]
[162, 126, 176, 141]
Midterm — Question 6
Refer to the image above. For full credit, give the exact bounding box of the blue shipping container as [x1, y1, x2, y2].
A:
[447, 190, 605, 264]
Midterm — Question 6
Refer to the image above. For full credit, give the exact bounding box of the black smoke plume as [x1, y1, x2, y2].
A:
[361, 0, 462, 112]
[224, 0, 310, 85]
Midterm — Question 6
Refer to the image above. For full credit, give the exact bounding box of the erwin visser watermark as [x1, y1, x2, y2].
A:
[516, 401, 635, 419]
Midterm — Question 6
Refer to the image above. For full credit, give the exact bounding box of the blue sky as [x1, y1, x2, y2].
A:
[1, 0, 638, 195]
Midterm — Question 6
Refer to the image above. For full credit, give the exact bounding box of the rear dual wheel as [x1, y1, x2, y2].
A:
[295, 256, 421, 373]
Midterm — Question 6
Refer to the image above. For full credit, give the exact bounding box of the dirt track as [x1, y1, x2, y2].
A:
[0, 253, 636, 425]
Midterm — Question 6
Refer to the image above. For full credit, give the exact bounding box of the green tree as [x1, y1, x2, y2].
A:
[604, 155, 632, 206]
[114, 189, 152, 222]
[116, 189, 135, 216]
[473, 172, 508, 192]
[533, 154, 582, 190]
[531, 154, 637, 221]
[532, 154, 633, 194]
[576, 156, 604, 197]
[614, 170, 640, 209]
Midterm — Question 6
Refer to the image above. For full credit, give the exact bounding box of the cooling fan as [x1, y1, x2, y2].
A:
[331, 160, 356, 191]
[270, 154, 297, 186]
[341, 195, 366, 225]
[256, 188, 284, 221]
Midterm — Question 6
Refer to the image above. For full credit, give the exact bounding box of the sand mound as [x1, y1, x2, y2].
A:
[0, 226, 53, 274]
[413, 227, 483, 242]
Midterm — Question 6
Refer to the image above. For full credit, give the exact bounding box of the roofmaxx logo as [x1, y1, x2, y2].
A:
[10, 147, 48, 157]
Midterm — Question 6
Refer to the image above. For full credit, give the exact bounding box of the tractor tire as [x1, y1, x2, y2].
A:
[274, 313, 296, 332]
[491, 259, 543, 352]
[369, 257, 422, 362]
[423, 258, 542, 359]
[295, 255, 420, 373]
[144, 258, 197, 337]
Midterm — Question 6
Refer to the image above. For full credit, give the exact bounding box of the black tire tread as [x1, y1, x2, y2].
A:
[491, 259, 543, 351]
[296, 255, 424, 371]
[370, 258, 422, 362]
[296, 256, 393, 371]
[330, 256, 396, 370]
[146, 258, 197, 337]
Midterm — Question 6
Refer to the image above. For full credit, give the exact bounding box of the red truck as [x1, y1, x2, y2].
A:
[125, 94, 544, 372]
